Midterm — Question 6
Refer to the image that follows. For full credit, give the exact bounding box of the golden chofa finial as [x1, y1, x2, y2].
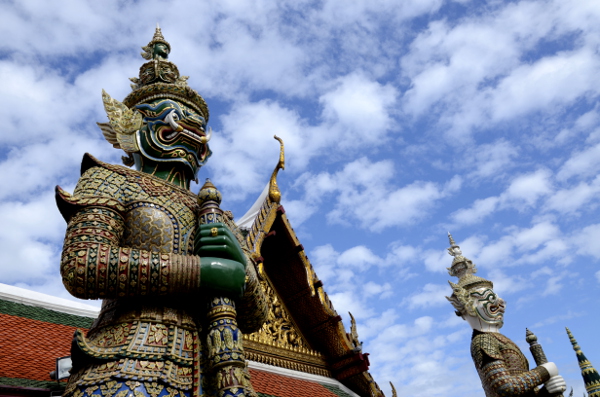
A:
[390, 382, 398, 397]
[268, 135, 285, 203]
[348, 312, 362, 351]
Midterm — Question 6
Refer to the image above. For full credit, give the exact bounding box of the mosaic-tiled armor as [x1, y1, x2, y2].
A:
[56, 27, 267, 397]
[445, 234, 566, 397]
[471, 331, 551, 396]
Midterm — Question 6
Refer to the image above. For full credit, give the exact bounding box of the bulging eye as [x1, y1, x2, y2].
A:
[171, 112, 179, 121]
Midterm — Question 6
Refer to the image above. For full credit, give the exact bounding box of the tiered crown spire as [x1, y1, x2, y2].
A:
[447, 232, 492, 291]
[123, 26, 209, 122]
[566, 327, 600, 397]
[141, 23, 171, 60]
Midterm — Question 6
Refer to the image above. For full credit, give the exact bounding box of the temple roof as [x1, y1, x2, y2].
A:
[235, 144, 383, 397]
[0, 283, 366, 397]
[0, 284, 96, 395]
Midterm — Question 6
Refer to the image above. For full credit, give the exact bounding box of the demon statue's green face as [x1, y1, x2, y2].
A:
[99, 25, 212, 188]
[135, 99, 212, 181]
[153, 43, 170, 60]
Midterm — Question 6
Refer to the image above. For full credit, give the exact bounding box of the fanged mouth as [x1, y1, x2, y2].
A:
[489, 304, 505, 315]
[160, 125, 207, 143]
[161, 110, 211, 144]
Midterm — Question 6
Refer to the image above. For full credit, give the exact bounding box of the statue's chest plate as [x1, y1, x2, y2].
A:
[495, 334, 529, 373]
[121, 188, 198, 255]
[122, 203, 179, 253]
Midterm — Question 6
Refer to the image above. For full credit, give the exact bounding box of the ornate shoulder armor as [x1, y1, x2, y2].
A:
[56, 154, 129, 222]
[472, 332, 503, 367]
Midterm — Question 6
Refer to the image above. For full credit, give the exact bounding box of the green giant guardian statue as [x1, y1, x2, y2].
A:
[56, 26, 268, 397]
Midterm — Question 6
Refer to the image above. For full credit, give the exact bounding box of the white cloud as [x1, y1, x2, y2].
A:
[385, 243, 423, 269]
[511, 221, 560, 252]
[544, 177, 600, 215]
[451, 196, 500, 225]
[573, 224, 600, 259]
[319, 73, 398, 147]
[557, 142, 600, 181]
[463, 139, 519, 180]
[209, 100, 307, 200]
[338, 245, 381, 269]
[504, 169, 553, 206]
[0, 192, 66, 284]
[296, 157, 460, 230]
[318, 0, 443, 27]
[400, 0, 600, 138]
[206, 73, 399, 202]
[404, 283, 450, 309]
[422, 248, 449, 273]
[488, 48, 600, 123]
[451, 169, 552, 225]
[279, 198, 318, 228]
[363, 281, 393, 298]
[328, 290, 376, 319]
[310, 244, 340, 285]
[531, 310, 584, 328]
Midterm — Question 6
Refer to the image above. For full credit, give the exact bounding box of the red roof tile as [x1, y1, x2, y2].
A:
[0, 313, 77, 381]
[0, 311, 352, 397]
[249, 368, 341, 397]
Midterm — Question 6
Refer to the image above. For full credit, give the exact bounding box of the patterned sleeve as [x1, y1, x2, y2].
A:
[220, 215, 269, 333]
[235, 254, 269, 333]
[472, 333, 551, 397]
[57, 185, 201, 300]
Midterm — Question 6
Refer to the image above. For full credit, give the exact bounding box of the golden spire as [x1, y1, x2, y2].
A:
[446, 232, 478, 279]
[566, 327, 600, 397]
[141, 23, 171, 60]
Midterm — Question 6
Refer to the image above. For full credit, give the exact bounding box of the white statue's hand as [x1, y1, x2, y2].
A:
[540, 362, 559, 377]
[544, 375, 567, 394]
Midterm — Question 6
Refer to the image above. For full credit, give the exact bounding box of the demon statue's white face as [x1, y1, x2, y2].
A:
[464, 287, 506, 332]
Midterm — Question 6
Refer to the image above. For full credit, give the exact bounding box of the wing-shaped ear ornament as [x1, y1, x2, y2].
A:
[96, 89, 142, 153]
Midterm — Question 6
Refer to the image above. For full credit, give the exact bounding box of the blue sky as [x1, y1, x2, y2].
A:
[1, 0, 599, 396]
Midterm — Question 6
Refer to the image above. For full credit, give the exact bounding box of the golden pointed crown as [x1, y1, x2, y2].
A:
[141, 23, 171, 60]
[447, 232, 483, 281]
[123, 26, 209, 122]
[446, 233, 493, 314]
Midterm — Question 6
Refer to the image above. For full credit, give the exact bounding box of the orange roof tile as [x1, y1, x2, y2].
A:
[249, 368, 342, 397]
[0, 308, 354, 397]
[0, 313, 77, 381]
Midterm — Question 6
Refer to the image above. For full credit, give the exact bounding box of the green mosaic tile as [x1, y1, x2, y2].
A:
[321, 383, 354, 397]
[0, 299, 95, 328]
[0, 376, 66, 391]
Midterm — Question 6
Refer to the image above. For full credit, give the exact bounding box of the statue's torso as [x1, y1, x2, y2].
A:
[471, 331, 547, 397]
[65, 160, 202, 396]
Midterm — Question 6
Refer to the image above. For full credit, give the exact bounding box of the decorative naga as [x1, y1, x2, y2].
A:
[56, 26, 268, 397]
[445, 233, 567, 396]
